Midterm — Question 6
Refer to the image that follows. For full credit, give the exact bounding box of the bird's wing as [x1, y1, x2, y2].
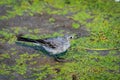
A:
[36, 38, 61, 49]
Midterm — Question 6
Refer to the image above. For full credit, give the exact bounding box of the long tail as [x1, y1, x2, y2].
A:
[17, 34, 40, 43]
[16, 34, 55, 48]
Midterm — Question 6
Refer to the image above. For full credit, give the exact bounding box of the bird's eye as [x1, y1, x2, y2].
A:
[70, 36, 73, 39]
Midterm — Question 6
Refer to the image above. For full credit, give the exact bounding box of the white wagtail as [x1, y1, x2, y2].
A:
[17, 34, 74, 56]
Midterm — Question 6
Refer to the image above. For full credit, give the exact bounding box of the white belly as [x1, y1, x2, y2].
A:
[43, 43, 70, 55]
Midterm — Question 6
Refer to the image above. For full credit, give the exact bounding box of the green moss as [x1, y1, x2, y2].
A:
[0, 53, 10, 59]
[31, 65, 56, 80]
[72, 23, 80, 29]
[0, 64, 10, 75]
[49, 18, 55, 23]
[0, 30, 16, 44]
[33, 29, 40, 34]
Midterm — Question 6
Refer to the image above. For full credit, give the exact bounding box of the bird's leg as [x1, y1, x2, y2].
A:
[53, 56, 66, 62]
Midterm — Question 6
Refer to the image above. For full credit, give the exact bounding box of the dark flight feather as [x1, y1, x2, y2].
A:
[17, 34, 56, 48]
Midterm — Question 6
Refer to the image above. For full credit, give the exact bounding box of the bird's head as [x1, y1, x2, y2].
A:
[64, 34, 74, 41]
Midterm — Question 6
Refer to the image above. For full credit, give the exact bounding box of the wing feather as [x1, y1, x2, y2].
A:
[36, 38, 59, 48]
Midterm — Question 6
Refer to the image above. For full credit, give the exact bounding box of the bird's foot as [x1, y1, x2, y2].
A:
[54, 56, 73, 62]
[54, 57, 66, 62]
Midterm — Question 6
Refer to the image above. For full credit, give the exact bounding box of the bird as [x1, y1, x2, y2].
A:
[17, 34, 74, 56]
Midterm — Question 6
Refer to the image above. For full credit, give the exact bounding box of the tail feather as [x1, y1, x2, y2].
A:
[16, 34, 55, 48]
[17, 34, 38, 43]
